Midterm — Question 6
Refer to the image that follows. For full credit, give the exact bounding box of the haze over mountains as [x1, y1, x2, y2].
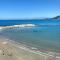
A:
[44, 15, 60, 20]
[0, 15, 60, 20]
[52, 15, 60, 19]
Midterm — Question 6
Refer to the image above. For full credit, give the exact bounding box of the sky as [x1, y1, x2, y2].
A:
[0, 0, 60, 19]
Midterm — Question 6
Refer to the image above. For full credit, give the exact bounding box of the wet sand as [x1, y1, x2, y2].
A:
[0, 37, 60, 60]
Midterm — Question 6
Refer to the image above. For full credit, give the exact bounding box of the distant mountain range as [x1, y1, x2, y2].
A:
[52, 15, 60, 20]
[43, 15, 60, 20]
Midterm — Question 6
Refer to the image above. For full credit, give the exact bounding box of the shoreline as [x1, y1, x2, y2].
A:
[0, 36, 60, 59]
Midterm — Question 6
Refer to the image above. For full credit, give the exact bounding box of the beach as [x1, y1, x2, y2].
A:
[0, 37, 60, 60]
[0, 20, 60, 60]
[0, 0, 60, 60]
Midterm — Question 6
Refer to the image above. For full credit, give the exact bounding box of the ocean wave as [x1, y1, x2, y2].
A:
[0, 24, 37, 30]
[0, 23, 60, 30]
[13, 24, 36, 27]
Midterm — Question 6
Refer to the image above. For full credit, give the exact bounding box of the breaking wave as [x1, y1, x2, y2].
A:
[0, 24, 37, 30]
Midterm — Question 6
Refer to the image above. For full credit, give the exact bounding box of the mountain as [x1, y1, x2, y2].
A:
[52, 15, 60, 20]
[44, 15, 60, 20]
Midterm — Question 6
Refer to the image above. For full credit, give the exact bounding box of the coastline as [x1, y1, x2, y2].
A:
[0, 36, 60, 60]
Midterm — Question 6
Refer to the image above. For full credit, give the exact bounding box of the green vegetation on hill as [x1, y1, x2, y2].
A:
[52, 15, 60, 19]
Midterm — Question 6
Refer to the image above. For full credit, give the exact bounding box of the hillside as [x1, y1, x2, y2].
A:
[52, 15, 60, 19]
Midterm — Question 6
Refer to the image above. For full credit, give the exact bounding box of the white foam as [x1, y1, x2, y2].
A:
[0, 27, 3, 30]
[0, 24, 36, 30]
[2, 41, 8, 45]
[0, 27, 3, 31]
[13, 24, 36, 27]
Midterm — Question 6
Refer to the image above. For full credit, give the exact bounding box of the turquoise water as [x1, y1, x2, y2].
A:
[0, 20, 60, 53]
[0, 20, 60, 26]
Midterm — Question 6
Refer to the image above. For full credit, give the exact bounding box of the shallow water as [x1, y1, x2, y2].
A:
[0, 20, 60, 53]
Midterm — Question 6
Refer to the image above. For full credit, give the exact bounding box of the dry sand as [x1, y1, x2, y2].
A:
[0, 38, 60, 60]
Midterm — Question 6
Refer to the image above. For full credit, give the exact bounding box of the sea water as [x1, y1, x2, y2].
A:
[0, 19, 60, 53]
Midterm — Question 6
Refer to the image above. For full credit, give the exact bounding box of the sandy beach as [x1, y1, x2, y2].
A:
[0, 37, 60, 60]
[0, 0, 60, 60]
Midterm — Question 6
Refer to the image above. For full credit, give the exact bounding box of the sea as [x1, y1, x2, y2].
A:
[0, 19, 60, 54]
